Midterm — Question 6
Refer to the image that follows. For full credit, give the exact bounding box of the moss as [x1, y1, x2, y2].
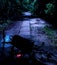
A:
[43, 26, 54, 36]
[43, 26, 57, 45]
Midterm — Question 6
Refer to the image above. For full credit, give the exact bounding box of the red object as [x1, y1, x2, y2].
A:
[16, 54, 22, 58]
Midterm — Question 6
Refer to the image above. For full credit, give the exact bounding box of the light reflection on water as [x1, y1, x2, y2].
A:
[22, 12, 32, 16]
[0, 35, 12, 47]
[1, 16, 50, 47]
[5, 35, 10, 42]
[4, 44, 12, 47]
[4, 35, 12, 47]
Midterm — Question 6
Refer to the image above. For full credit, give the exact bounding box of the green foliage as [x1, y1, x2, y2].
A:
[22, 0, 37, 13]
[0, 0, 56, 22]
[43, 26, 54, 36]
[45, 2, 55, 16]
[43, 26, 57, 46]
[0, 0, 22, 19]
[0, 20, 12, 29]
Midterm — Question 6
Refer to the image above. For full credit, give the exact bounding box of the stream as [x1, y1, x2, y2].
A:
[0, 12, 57, 65]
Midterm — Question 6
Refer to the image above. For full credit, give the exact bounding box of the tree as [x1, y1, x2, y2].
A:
[0, 0, 22, 20]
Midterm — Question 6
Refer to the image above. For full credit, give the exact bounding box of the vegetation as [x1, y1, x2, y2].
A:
[0, 0, 22, 29]
[43, 26, 57, 46]
[0, 0, 56, 29]
[0, 0, 22, 20]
